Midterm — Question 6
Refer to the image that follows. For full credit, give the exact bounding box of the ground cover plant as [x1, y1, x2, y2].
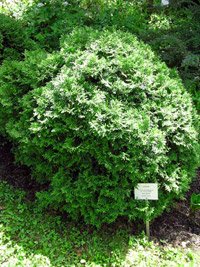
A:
[0, 181, 199, 267]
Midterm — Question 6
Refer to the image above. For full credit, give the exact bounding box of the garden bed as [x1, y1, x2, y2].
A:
[0, 136, 199, 253]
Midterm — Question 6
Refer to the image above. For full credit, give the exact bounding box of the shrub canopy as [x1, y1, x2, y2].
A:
[0, 28, 199, 226]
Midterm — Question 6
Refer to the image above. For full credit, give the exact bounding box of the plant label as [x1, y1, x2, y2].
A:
[161, 0, 169, 5]
[134, 183, 158, 200]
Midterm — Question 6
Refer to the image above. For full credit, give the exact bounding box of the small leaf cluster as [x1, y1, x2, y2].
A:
[190, 193, 200, 211]
[0, 28, 199, 226]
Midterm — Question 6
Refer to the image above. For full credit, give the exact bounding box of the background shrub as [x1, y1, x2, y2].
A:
[149, 35, 187, 67]
[141, 7, 200, 112]
[0, 28, 199, 226]
[21, 0, 86, 51]
[0, 13, 34, 64]
[21, 0, 146, 51]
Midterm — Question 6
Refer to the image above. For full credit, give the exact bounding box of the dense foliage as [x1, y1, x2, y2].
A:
[1, 0, 199, 110]
[21, 0, 146, 51]
[0, 13, 34, 63]
[0, 26, 199, 226]
[0, 0, 199, 227]
[143, 7, 200, 111]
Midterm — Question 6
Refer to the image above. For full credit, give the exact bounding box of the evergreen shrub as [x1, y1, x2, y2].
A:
[0, 28, 199, 226]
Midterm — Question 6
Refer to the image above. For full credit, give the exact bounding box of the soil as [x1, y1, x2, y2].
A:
[0, 136, 48, 199]
[0, 136, 199, 251]
[151, 173, 200, 251]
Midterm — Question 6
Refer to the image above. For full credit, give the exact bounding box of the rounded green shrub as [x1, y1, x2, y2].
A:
[0, 28, 199, 226]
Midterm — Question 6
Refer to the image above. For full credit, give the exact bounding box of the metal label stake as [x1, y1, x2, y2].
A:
[146, 220, 150, 240]
[134, 183, 158, 240]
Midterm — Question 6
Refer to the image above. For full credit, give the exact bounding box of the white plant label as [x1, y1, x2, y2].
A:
[134, 183, 158, 200]
[161, 0, 169, 5]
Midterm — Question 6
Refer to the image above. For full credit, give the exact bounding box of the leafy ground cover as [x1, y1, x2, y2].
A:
[0, 180, 199, 267]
